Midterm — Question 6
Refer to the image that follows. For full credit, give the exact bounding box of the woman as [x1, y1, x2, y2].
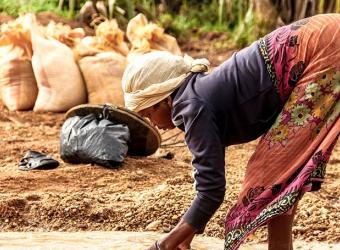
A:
[122, 14, 340, 250]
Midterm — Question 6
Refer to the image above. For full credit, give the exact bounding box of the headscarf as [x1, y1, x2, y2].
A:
[122, 51, 210, 112]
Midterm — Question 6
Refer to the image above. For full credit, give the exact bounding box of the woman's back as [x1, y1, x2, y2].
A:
[172, 42, 282, 146]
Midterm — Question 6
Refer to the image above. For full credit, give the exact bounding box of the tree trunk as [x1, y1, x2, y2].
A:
[252, 0, 278, 30]
[271, 0, 339, 24]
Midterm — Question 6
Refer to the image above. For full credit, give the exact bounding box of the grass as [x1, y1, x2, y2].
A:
[0, 0, 67, 17]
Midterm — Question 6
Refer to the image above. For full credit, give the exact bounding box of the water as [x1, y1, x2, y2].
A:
[0, 231, 224, 250]
[0, 231, 337, 250]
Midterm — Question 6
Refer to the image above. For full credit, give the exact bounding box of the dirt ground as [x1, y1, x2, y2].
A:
[0, 103, 339, 246]
[0, 11, 339, 248]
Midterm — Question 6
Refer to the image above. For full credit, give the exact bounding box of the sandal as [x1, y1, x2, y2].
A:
[18, 150, 59, 171]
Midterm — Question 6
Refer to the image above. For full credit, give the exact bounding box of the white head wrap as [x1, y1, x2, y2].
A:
[122, 51, 210, 112]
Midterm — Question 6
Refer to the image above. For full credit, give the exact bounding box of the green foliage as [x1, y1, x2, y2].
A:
[0, 0, 272, 47]
[0, 0, 67, 17]
[158, 0, 264, 47]
[159, 0, 230, 37]
[231, 1, 257, 48]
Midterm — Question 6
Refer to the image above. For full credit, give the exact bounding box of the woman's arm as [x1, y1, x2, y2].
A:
[176, 100, 226, 231]
[147, 100, 226, 250]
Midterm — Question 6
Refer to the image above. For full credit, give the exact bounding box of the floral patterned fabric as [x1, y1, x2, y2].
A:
[224, 14, 340, 250]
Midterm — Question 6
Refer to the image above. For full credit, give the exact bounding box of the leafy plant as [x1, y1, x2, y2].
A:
[0, 0, 67, 16]
[232, 1, 256, 47]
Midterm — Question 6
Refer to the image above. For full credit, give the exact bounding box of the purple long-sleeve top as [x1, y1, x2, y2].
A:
[171, 41, 283, 231]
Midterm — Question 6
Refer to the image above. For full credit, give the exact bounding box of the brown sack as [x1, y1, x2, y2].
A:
[28, 15, 86, 112]
[74, 19, 129, 60]
[43, 21, 85, 48]
[126, 13, 181, 56]
[79, 51, 126, 106]
[73, 36, 104, 60]
[0, 16, 38, 111]
[95, 20, 129, 56]
[0, 59, 38, 111]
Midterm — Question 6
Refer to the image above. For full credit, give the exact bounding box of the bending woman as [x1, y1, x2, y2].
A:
[122, 14, 340, 250]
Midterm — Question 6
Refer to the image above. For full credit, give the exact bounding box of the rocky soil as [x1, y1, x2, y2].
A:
[0, 103, 339, 246]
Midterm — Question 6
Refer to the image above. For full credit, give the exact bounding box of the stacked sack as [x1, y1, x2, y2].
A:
[126, 13, 181, 62]
[0, 15, 38, 111]
[30, 15, 87, 112]
[0, 14, 86, 112]
[0, 13, 181, 112]
[74, 19, 129, 106]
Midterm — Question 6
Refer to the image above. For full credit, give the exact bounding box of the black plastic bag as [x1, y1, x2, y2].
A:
[60, 114, 130, 168]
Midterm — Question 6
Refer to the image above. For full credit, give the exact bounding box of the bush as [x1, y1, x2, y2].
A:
[0, 0, 66, 17]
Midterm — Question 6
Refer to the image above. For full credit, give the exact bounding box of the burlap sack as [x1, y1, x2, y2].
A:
[74, 19, 129, 61]
[0, 59, 38, 111]
[0, 15, 38, 111]
[29, 15, 86, 112]
[43, 21, 85, 48]
[79, 51, 126, 106]
[95, 20, 129, 56]
[126, 13, 181, 56]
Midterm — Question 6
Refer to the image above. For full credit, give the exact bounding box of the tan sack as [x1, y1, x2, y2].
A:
[73, 36, 103, 60]
[43, 21, 85, 48]
[79, 51, 126, 106]
[74, 19, 129, 60]
[126, 13, 181, 56]
[95, 20, 129, 56]
[28, 15, 86, 112]
[0, 15, 38, 111]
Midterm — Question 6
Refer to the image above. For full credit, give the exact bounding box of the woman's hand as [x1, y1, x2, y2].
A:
[146, 241, 160, 250]
[176, 232, 195, 249]
[146, 234, 195, 250]
[146, 219, 197, 250]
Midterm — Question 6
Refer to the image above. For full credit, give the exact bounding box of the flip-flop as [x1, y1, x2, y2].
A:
[18, 150, 59, 171]
[65, 104, 161, 156]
